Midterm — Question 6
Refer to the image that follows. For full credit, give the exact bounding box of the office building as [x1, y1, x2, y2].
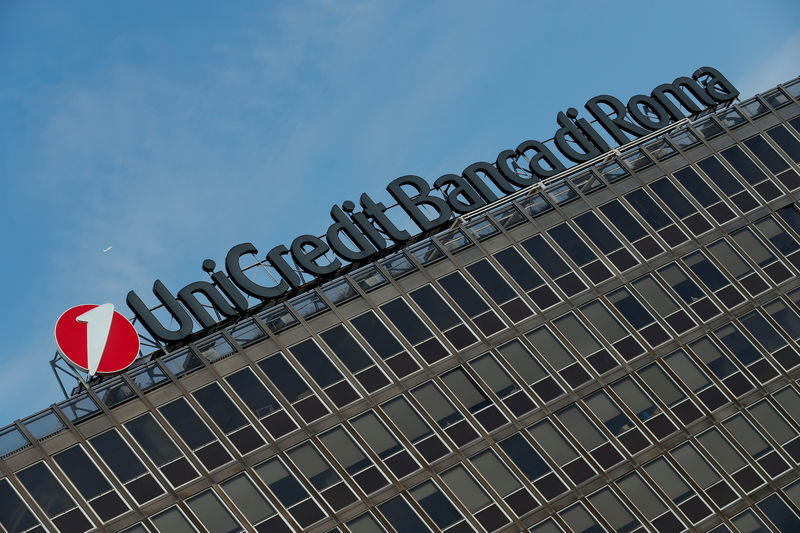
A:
[2, 74, 800, 533]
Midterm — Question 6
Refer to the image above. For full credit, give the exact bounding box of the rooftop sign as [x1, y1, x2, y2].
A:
[127, 67, 738, 346]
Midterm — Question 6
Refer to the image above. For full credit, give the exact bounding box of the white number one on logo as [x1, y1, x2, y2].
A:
[76, 303, 115, 377]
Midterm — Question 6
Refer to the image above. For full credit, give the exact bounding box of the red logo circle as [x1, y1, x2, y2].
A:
[55, 304, 140, 375]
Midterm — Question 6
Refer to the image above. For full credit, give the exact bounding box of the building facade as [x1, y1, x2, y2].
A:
[2, 76, 800, 533]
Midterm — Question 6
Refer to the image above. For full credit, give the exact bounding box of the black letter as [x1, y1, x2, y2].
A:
[178, 280, 241, 328]
[497, 148, 538, 186]
[462, 161, 516, 199]
[694, 66, 739, 103]
[434, 173, 487, 214]
[651, 76, 716, 121]
[626, 94, 671, 130]
[515, 140, 566, 179]
[386, 175, 452, 232]
[585, 95, 650, 145]
[267, 244, 304, 289]
[127, 280, 194, 343]
[553, 111, 602, 162]
[327, 204, 378, 261]
[291, 235, 342, 276]
[225, 243, 291, 299]
[359, 193, 411, 244]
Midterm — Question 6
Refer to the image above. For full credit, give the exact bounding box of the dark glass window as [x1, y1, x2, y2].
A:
[410, 285, 461, 331]
[745, 135, 789, 173]
[439, 272, 490, 316]
[767, 125, 800, 163]
[410, 481, 463, 529]
[600, 200, 647, 241]
[0, 479, 39, 533]
[498, 434, 551, 481]
[160, 398, 215, 450]
[548, 223, 596, 265]
[697, 156, 744, 195]
[89, 430, 147, 483]
[521, 235, 569, 277]
[290, 339, 344, 389]
[54, 446, 111, 500]
[574, 212, 623, 254]
[225, 368, 282, 418]
[380, 298, 432, 345]
[650, 178, 696, 218]
[625, 189, 671, 230]
[320, 326, 373, 373]
[351, 311, 403, 359]
[466, 260, 517, 303]
[259, 354, 313, 403]
[683, 251, 728, 291]
[722, 145, 768, 185]
[493, 247, 545, 291]
[755, 216, 800, 255]
[17, 462, 76, 518]
[378, 496, 430, 533]
[674, 167, 721, 207]
[193, 383, 249, 434]
[124, 414, 184, 472]
[186, 489, 241, 533]
[607, 287, 654, 329]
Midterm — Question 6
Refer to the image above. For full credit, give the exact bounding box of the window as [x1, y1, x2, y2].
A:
[632, 274, 696, 334]
[493, 246, 560, 309]
[497, 338, 564, 402]
[670, 442, 734, 509]
[438, 271, 506, 336]
[683, 250, 744, 308]
[470, 352, 536, 417]
[289, 339, 360, 407]
[319, 426, 388, 495]
[441, 464, 509, 531]
[409, 480, 466, 530]
[466, 260, 534, 321]
[673, 166, 735, 224]
[151, 507, 198, 533]
[377, 495, 431, 533]
[17, 462, 91, 533]
[220, 472, 285, 531]
[225, 367, 297, 438]
[650, 177, 713, 235]
[585, 390, 651, 454]
[192, 382, 265, 455]
[521, 235, 586, 296]
[657, 262, 721, 321]
[587, 487, 641, 533]
[527, 326, 591, 388]
[574, 211, 639, 271]
[351, 310, 420, 379]
[382, 396, 449, 462]
[350, 411, 420, 479]
[125, 413, 199, 487]
[254, 457, 326, 528]
[287, 442, 357, 510]
[186, 489, 242, 533]
[731, 226, 793, 284]
[557, 405, 623, 469]
[470, 448, 537, 517]
[624, 188, 688, 247]
[410, 285, 477, 349]
[607, 287, 669, 346]
[442, 368, 507, 433]
[320, 325, 390, 392]
[54, 445, 128, 522]
[89, 429, 164, 505]
[696, 155, 755, 214]
[547, 223, 613, 283]
[529, 419, 595, 485]
[159, 398, 233, 471]
[707, 239, 769, 297]
[259, 353, 329, 423]
[0, 479, 39, 533]
[380, 298, 449, 364]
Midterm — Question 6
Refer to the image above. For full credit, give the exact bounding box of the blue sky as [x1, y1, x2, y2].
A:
[0, 0, 798, 425]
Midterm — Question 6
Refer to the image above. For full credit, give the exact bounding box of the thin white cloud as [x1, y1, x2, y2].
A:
[735, 31, 800, 97]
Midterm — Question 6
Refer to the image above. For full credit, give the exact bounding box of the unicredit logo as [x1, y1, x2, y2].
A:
[55, 304, 140, 376]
